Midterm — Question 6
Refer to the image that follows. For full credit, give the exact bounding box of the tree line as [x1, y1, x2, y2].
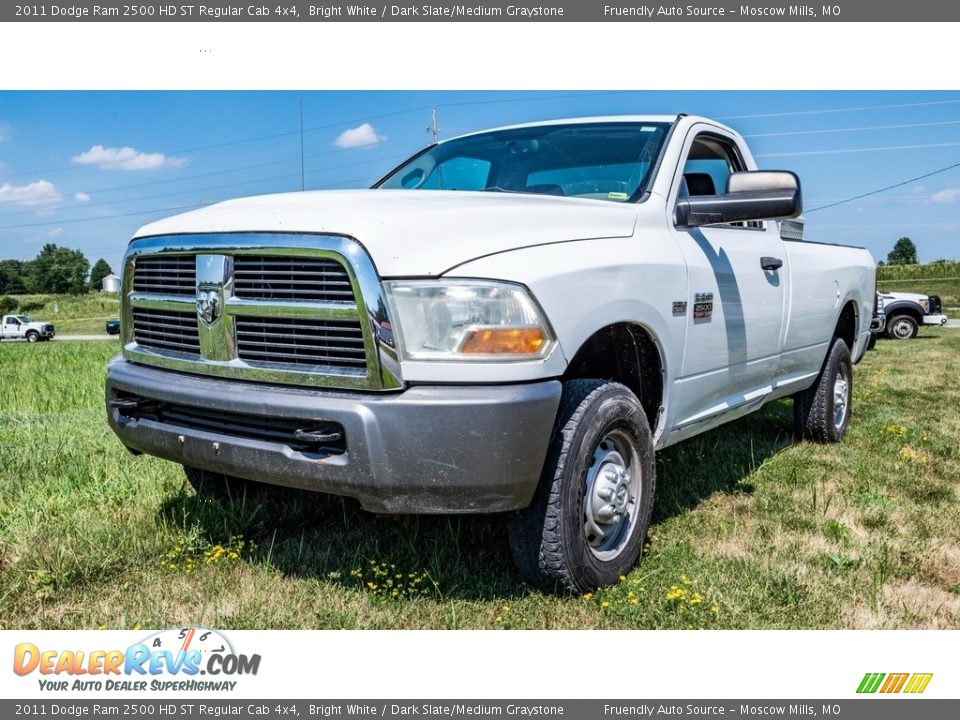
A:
[0, 244, 113, 295]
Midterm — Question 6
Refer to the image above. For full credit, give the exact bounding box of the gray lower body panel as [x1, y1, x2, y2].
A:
[105, 357, 561, 514]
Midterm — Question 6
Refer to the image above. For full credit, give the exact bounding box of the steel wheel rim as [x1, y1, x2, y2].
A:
[892, 319, 913, 338]
[832, 366, 850, 430]
[583, 427, 641, 561]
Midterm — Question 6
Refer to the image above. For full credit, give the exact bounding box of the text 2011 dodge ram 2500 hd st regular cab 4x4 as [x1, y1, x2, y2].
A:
[106, 115, 876, 592]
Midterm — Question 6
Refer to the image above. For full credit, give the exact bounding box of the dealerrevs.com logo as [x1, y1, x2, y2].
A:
[13, 627, 261, 692]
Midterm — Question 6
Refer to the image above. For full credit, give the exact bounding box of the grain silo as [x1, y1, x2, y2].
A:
[101, 274, 122, 293]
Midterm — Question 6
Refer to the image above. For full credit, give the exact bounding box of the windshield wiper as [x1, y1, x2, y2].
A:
[483, 186, 527, 194]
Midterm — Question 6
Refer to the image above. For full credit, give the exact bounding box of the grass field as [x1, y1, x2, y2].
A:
[1, 332, 958, 631]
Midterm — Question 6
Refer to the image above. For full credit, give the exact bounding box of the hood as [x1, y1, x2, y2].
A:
[880, 291, 927, 302]
[133, 189, 639, 276]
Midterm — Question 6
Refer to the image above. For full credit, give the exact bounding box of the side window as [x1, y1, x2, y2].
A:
[680, 134, 762, 229]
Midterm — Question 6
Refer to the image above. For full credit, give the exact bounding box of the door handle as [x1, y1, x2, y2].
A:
[761, 256, 783, 271]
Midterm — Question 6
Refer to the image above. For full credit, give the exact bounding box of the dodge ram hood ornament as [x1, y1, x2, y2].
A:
[196, 288, 221, 325]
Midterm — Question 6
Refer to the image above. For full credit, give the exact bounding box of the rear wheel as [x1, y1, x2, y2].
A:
[183, 466, 261, 502]
[793, 337, 853, 443]
[885, 314, 918, 340]
[507, 379, 656, 593]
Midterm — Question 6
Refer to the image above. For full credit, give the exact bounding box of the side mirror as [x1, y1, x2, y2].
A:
[675, 170, 802, 228]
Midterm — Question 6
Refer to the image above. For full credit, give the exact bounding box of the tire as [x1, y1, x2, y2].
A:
[885, 314, 918, 340]
[507, 379, 656, 594]
[793, 338, 853, 443]
[183, 465, 261, 502]
[26, 331, 39, 343]
[866, 333, 877, 351]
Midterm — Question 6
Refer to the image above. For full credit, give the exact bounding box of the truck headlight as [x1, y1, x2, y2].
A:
[383, 280, 555, 361]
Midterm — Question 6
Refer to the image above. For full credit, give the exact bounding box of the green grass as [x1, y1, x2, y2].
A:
[3, 292, 120, 335]
[1, 334, 958, 629]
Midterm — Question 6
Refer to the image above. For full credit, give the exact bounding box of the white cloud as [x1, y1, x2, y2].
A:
[334, 123, 385, 149]
[72, 145, 187, 171]
[910, 185, 925, 194]
[74, 191, 91, 202]
[930, 188, 960, 204]
[0, 180, 62, 207]
[46, 227, 64, 239]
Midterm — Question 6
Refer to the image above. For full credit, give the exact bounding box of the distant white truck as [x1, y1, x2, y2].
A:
[106, 114, 876, 591]
[876, 290, 949, 339]
[0, 314, 55, 342]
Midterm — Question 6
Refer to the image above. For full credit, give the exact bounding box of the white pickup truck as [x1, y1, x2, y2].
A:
[876, 290, 949, 339]
[106, 115, 875, 592]
[1, 314, 55, 342]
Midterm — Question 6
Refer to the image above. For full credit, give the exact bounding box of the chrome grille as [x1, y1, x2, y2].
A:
[233, 255, 354, 302]
[236, 317, 366, 371]
[132, 309, 200, 356]
[133, 255, 196, 295]
[121, 235, 401, 390]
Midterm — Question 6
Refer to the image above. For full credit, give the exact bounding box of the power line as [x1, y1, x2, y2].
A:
[0, 133, 428, 218]
[744, 119, 960, 138]
[0, 152, 413, 230]
[0, 165, 393, 234]
[2, 91, 635, 180]
[756, 141, 960, 158]
[805, 160, 960, 213]
[718, 98, 960, 120]
[0, 172, 386, 261]
[1, 105, 430, 179]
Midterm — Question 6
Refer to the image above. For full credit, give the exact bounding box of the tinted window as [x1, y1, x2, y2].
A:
[378, 122, 670, 202]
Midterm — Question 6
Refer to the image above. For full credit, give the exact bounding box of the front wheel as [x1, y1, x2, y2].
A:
[26, 331, 39, 343]
[793, 337, 853, 443]
[507, 380, 656, 593]
[885, 314, 918, 340]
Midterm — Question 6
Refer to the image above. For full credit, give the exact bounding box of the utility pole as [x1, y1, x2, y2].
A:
[299, 95, 305, 191]
[426, 106, 441, 143]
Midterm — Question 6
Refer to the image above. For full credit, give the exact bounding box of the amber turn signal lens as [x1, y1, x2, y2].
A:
[459, 327, 546, 355]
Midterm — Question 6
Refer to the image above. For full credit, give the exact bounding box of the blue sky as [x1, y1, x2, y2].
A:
[1, 90, 959, 274]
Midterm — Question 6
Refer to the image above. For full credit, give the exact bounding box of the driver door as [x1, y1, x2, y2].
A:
[666, 128, 788, 435]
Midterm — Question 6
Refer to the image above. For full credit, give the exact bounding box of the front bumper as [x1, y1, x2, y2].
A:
[923, 314, 949, 326]
[105, 358, 561, 514]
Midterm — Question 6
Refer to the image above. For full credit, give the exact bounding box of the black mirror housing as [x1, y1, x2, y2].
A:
[676, 170, 802, 228]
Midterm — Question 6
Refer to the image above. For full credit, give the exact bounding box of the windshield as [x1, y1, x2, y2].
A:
[16, 316, 31, 323]
[376, 121, 670, 202]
